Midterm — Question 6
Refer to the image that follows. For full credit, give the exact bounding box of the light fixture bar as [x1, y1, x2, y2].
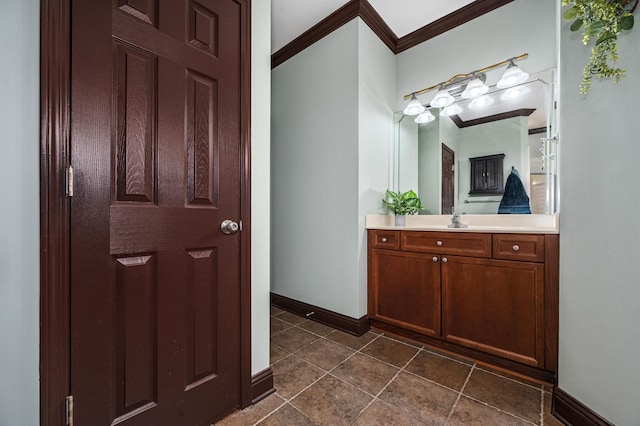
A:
[402, 53, 528, 100]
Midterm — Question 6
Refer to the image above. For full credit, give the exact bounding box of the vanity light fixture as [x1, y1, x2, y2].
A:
[403, 93, 426, 116]
[461, 75, 489, 99]
[440, 104, 463, 117]
[415, 109, 436, 124]
[402, 53, 529, 114]
[497, 60, 530, 88]
[430, 85, 455, 108]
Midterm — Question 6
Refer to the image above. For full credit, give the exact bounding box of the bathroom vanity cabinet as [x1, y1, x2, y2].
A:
[368, 229, 558, 381]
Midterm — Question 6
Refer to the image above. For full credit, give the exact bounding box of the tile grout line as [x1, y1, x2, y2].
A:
[351, 346, 424, 424]
[540, 384, 545, 426]
[445, 362, 476, 424]
[267, 331, 386, 424]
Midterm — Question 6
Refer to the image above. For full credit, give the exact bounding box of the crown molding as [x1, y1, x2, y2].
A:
[395, 0, 515, 54]
[449, 108, 535, 128]
[271, 0, 515, 68]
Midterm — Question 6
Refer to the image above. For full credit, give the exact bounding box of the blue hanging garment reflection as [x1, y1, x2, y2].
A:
[498, 168, 531, 214]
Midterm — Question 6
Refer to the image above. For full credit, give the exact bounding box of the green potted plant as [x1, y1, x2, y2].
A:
[562, 0, 636, 94]
[382, 189, 424, 226]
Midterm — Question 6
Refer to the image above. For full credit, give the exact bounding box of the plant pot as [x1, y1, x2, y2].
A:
[394, 215, 406, 226]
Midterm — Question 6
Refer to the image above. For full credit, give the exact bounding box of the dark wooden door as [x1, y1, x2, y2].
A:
[370, 249, 441, 337]
[441, 256, 544, 367]
[441, 144, 455, 214]
[70, 1, 246, 424]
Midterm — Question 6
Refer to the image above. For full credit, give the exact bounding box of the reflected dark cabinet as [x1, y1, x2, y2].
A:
[469, 154, 505, 195]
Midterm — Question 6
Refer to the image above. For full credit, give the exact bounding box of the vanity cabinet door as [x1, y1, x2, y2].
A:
[369, 249, 441, 337]
[441, 256, 544, 367]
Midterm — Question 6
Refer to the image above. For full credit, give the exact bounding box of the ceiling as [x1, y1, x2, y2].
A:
[271, 0, 476, 53]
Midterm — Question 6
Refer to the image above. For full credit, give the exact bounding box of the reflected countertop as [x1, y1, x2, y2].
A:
[366, 214, 559, 234]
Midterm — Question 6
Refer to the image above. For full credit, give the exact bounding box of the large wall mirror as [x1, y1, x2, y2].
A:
[393, 69, 558, 215]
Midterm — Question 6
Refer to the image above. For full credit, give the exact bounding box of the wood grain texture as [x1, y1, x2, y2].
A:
[114, 41, 157, 203]
[493, 234, 545, 263]
[186, 69, 219, 206]
[441, 256, 545, 367]
[40, 0, 72, 424]
[117, 0, 158, 26]
[401, 231, 492, 257]
[42, 0, 253, 423]
[370, 249, 441, 337]
[115, 254, 157, 415]
[544, 234, 559, 372]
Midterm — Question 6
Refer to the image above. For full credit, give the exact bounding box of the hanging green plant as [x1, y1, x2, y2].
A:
[562, 0, 636, 94]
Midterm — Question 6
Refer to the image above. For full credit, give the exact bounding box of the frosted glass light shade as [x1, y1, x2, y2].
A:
[469, 95, 494, 109]
[461, 78, 489, 99]
[430, 89, 455, 108]
[497, 63, 529, 88]
[440, 104, 463, 117]
[415, 110, 435, 124]
[403, 94, 425, 115]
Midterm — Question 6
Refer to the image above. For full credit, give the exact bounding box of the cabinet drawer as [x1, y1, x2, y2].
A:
[369, 230, 400, 250]
[493, 234, 545, 262]
[401, 232, 491, 257]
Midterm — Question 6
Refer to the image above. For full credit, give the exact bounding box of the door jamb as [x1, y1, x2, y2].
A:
[39, 1, 253, 424]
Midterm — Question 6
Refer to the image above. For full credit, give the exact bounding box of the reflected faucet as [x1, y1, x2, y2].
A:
[448, 210, 468, 228]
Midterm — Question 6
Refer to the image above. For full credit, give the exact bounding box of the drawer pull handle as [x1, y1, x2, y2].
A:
[442, 257, 448, 263]
[512, 244, 520, 252]
[436, 240, 443, 247]
[381, 237, 388, 243]
[432, 256, 438, 262]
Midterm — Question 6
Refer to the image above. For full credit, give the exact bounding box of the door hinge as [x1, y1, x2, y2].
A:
[66, 395, 74, 426]
[451, 164, 455, 172]
[66, 166, 74, 197]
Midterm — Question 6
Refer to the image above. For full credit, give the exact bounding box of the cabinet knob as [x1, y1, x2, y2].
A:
[436, 240, 443, 247]
[432, 256, 438, 262]
[512, 244, 520, 252]
[442, 257, 448, 263]
[381, 237, 388, 243]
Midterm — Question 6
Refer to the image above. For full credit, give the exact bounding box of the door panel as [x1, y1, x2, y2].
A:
[441, 144, 454, 215]
[70, 1, 244, 424]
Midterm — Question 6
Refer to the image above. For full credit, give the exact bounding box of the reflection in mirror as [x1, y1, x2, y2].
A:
[393, 69, 558, 215]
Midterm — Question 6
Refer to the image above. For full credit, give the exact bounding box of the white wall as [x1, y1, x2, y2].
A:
[271, 20, 361, 317]
[558, 9, 640, 425]
[271, 19, 394, 318]
[397, 116, 419, 192]
[456, 117, 527, 214]
[357, 20, 396, 316]
[418, 118, 441, 214]
[395, 0, 557, 112]
[251, 0, 272, 376]
[0, 1, 40, 425]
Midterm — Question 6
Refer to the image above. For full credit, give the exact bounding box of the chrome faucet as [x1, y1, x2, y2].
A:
[448, 211, 468, 228]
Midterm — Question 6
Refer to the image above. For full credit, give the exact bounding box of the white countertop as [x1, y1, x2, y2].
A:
[366, 214, 559, 234]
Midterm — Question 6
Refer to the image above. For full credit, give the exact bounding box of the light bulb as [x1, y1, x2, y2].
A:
[440, 104, 463, 117]
[414, 110, 435, 124]
[403, 94, 425, 116]
[461, 78, 489, 99]
[430, 88, 454, 108]
[469, 95, 494, 109]
[497, 63, 529, 88]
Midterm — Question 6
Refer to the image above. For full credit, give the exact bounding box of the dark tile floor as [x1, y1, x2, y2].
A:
[217, 307, 565, 425]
